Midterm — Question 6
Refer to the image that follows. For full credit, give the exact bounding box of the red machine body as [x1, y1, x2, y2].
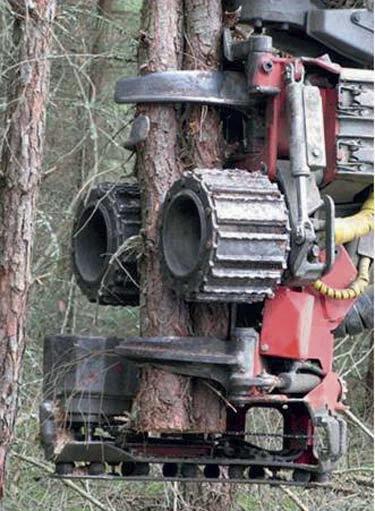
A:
[236, 55, 340, 186]
[225, 247, 356, 473]
[261, 247, 356, 372]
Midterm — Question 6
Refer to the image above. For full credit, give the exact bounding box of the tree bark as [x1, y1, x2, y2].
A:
[0, 0, 56, 499]
[183, 0, 225, 168]
[184, 0, 229, 432]
[134, 0, 229, 434]
[180, 3, 234, 508]
[79, 0, 114, 181]
[134, 0, 195, 432]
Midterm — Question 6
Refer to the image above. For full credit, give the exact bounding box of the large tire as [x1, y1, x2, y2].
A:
[71, 182, 141, 306]
[334, 285, 374, 337]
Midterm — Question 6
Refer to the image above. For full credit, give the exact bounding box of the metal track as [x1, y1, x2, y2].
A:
[52, 446, 324, 485]
[53, 474, 329, 487]
[51, 429, 328, 485]
[161, 169, 290, 303]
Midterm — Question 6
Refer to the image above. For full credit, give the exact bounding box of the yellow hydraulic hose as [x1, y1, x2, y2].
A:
[312, 190, 374, 300]
[334, 190, 374, 245]
[312, 256, 371, 300]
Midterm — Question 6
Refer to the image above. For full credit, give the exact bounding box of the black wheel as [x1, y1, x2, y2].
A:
[248, 466, 265, 479]
[71, 182, 140, 306]
[293, 469, 312, 483]
[55, 462, 75, 475]
[162, 463, 179, 477]
[180, 464, 198, 478]
[228, 465, 244, 479]
[133, 463, 150, 476]
[109, 463, 119, 476]
[121, 461, 135, 476]
[88, 462, 105, 476]
[204, 464, 220, 479]
[311, 471, 330, 483]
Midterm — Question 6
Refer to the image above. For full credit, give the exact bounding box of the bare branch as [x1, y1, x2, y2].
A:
[344, 408, 374, 440]
[11, 451, 107, 511]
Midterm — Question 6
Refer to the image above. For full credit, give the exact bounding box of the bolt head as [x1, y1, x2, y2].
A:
[295, 230, 305, 245]
[310, 245, 320, 259]
[351, 12, 360, 22]
[261, 163, 268, 174]
[260, 343, 269, 352]
[312, 148, 320, 157]
[262, 60, 273, 74]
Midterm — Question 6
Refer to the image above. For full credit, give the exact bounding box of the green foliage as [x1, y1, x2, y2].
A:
[115, 0, 142, 13]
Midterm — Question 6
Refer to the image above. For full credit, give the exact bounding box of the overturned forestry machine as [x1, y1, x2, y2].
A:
[40, 0, 374, 486]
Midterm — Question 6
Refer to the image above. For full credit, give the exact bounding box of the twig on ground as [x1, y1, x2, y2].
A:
[353, 476, 373, 487]
[343, 408, 374, 440]
[280, 487, 310, 511]
[264, 468, 309, 511]
[11, 451, 107, 511]
[334, 467, 374, 474]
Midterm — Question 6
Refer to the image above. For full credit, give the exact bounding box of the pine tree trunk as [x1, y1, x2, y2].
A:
[181, 3, 234, 508]
[134, 0, 229, 434]
[0, 0, 56, 499]
[183, 0, 225, 168]
[79, 0, 114, 180]
[184, 0, 229, 432]
[134, 0, 195, 432]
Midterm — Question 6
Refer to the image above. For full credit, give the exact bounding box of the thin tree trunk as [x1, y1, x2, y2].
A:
[79, 0, 114, 181]
[184, 0, 229, 432]
[134, 0, 230, 434]
[181, 3, 234, 508]
[134, 0, 195, 432]
[183, 0, 225, 168]
[62, 0, 115, 335]
[0, 0, 56, 499]
[90, 0, 114, 101]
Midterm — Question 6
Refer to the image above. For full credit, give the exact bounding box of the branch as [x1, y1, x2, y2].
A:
[353, 476, 373, 487]
[11, 451, 107, 511]
[343, 409, 374, 440]
[334, 467, 373, 474]
[280, 487, 310, 511]
[264, 468, 309, 511]
[7, 0, 56, 22]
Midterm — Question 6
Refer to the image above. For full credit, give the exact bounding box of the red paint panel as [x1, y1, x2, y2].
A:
[261, 288, 315, 360]
[240, 57, 339, 183]
[261, 248, 357, 373]
[310, 247, 357, 325]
